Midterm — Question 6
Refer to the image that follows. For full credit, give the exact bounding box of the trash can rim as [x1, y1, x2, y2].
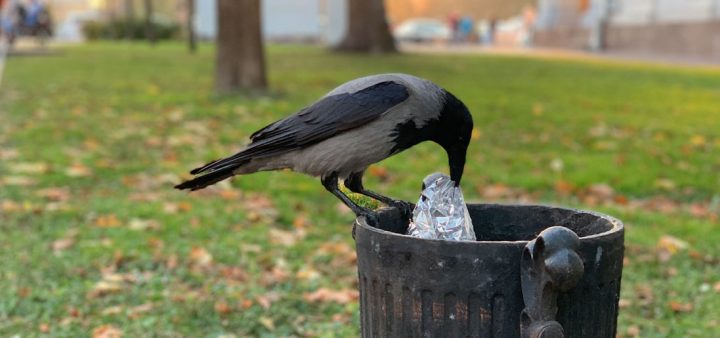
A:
[354, 203, 624, 244]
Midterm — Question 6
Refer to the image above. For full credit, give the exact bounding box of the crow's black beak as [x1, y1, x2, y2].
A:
[447, 145, 466, 187]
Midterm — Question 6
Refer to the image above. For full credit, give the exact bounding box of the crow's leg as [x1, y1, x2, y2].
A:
[344, 171, 414, 218]
[322, 172, 379, 226]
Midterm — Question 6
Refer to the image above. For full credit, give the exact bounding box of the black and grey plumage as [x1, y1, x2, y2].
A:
[175, 73, 474, 221]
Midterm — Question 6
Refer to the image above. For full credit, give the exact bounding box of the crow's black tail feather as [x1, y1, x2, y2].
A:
[175, 166, 236, 191]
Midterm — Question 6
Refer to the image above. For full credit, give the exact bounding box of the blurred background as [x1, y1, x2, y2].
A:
[1, 0, 718, 337]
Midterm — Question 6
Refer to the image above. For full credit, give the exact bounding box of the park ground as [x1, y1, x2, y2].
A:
[0, 43, 719, 337]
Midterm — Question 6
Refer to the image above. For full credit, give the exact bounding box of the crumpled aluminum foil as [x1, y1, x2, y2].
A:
[407, 173, 476, 241]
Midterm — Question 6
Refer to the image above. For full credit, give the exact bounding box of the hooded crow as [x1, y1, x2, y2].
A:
[175, 73, 473, 221]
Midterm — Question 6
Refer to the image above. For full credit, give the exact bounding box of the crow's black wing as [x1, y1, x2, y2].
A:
[190, 81, 409, 175]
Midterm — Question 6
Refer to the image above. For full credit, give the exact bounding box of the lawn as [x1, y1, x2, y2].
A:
[1, 42, 718, 337]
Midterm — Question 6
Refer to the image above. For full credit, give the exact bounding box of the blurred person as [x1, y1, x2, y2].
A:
[458, 16, 473, 43]
[23, 0, 43, 28]
[447, 11, 459, 43]
[0, 0, 20, 43]
[486, 17, 497, 45]
[520, 5, 537, 47]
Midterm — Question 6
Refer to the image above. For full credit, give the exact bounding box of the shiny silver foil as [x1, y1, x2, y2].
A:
[407, 173, 476, 241]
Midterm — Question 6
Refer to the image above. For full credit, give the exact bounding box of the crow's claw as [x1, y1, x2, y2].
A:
[389, 200, 414, 220]
[359, 210, 380, 228]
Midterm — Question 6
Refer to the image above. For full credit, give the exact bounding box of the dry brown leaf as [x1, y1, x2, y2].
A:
[368, 166, 389, 180]
[1, 175, 37, 186]
[94, 214, 121, 228]
[258, 316, 275, 331]
[214, 301, 232, 314]
[654, 178, 676, 191]
[269, 228, 305, 247]
[303, 288, 359, 304]
[656, 235, 689, 262]
[189, 247, 213, 267]
[39, 323, 50, 333]
[626, 325, 640, 337]
[128, 218, 160, 231]
[715, 281, 720, 293]
[36, 187, 70, 202]
[296, 267, 321, 281]
[88, 281, 123, 298]
[554, 180, 575, 195]
[690, 135, 706, 146]
[52, 238, 76, 253]
[92, 324, 123, 338]
[635, 284, 654, 306]
[10, 162, 49, 174]
[668, 301, 693, 313]
[66, 164, 93, 177]
[128, 303, 153, 318]
[100, 306, 124, 316]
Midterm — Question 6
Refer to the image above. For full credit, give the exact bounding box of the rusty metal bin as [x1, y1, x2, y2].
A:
[353, 204, 624, 338]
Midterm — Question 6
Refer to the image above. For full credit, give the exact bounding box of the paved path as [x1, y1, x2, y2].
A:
[399, 43, 720, 70]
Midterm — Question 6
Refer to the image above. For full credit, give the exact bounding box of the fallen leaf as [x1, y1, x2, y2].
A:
[65, 164, 93, 177]
[554, 180, 574, 195]
[94, 214, 121, 228]
[36, 187, 70, 202]
[303, 288, 359, 304]
[549, 158, 563, 172]
[39, 323, 50, 333]
[189, 247, 213, 267]
[9, 162, 49, 174]
[258, 316, 275, 331]
[656, 235, 689, 262]
[690, 135, 706, 146]
[635, 284, 654, 306]
[52, 238, 76, 253]
[92, 324, 123, 338]
[128, 303, 153, 318]
[714, 281, 720, 293]
[668, 301, 693, 313]
[368, 166, 389, 181]
[88, 281, 123, 298]
[654, 178, 676, 191]
[128, 218, 160, 231]
[1, 175, 36, 186]
[269, 228, 305, 247]
[471, 128, 482, 140]
[296, 267, 321, 281]
[214, 301, 232, 314]
[627, 325, 640, 337]
[101, 306, 124, 316]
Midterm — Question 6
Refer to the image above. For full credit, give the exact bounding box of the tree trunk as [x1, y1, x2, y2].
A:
[215, 0, 267, 92]
[187, 0, 196, 53]
[335, 0, 396, 53]
[125, 0, 134, 41]
[144, 0, 156, 45]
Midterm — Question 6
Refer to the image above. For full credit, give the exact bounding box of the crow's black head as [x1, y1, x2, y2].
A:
[434, 90, 473, 186]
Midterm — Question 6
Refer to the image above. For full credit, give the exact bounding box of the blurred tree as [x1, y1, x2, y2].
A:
[125, 0, 135, 41]
[215, 0, 267, 92]
[187, 0, 196, 53]
[144, 0, 156, 45]
[335, 0, 396, 53]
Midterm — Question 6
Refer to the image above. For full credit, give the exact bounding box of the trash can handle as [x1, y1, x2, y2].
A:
[520, 226, 584, 338]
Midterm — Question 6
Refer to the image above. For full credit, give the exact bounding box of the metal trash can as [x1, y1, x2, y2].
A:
[354, 204, 624, 338]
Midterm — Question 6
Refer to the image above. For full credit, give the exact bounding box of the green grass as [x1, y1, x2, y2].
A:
[1, 42, 719, 337]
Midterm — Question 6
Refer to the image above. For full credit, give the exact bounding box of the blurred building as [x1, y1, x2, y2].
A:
[534, 0, 720, 59]
[195, 0, 347, 45]
[385, 0, 532, 25]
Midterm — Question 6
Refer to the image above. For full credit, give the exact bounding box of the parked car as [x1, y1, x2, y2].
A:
[393, 18, 450, 43]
